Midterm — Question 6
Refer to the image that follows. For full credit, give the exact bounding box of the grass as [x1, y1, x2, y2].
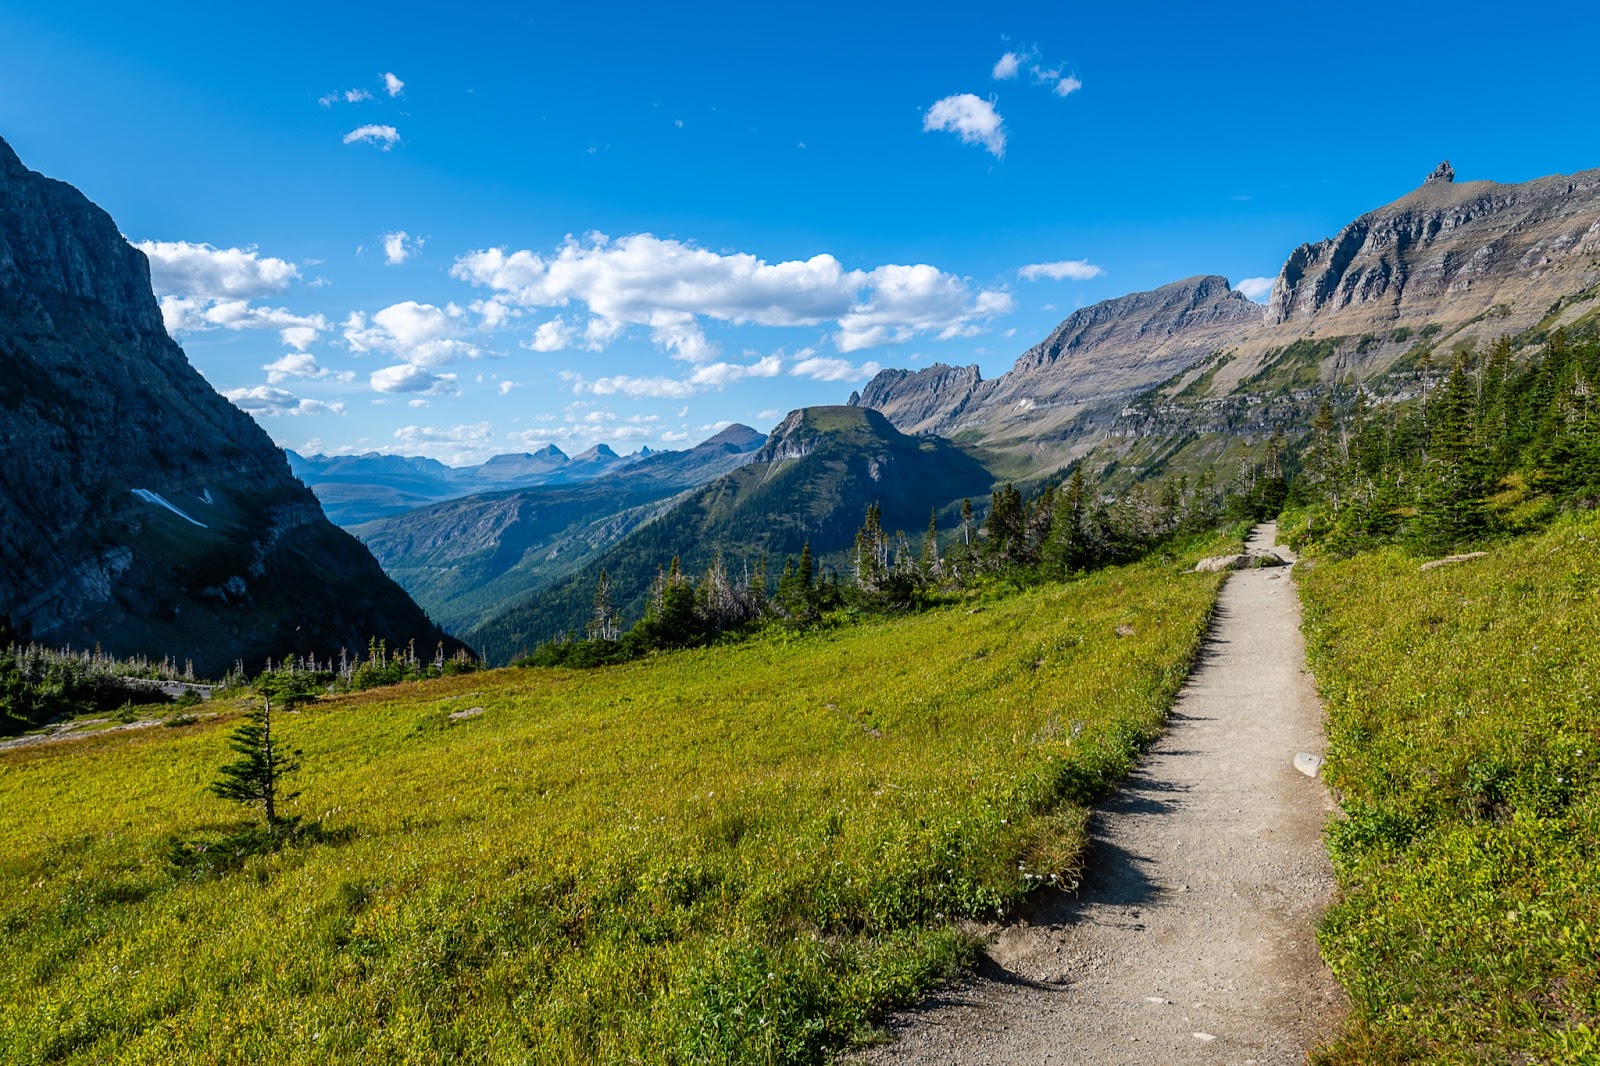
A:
[0, 542, 1231, 1065]
[1299, 510, 1600, 1064]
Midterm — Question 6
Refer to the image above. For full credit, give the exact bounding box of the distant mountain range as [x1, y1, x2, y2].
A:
[287, 440, 667, 526]
[0, 135, 456, 673]
[346, 424, 767, 633]
[466, 406, 993, 661]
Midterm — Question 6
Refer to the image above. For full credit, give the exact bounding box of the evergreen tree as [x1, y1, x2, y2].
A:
[919, 508, 942, 580]
[211, 681, 304, 827]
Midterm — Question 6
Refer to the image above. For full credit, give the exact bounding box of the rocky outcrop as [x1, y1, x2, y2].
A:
[1265, 162, 1600, 331]
[852, 275, 1261, 446]
[0, 135, 457, 673]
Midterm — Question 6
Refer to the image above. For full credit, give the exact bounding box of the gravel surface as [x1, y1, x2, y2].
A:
[850, 523, 1343, 1064]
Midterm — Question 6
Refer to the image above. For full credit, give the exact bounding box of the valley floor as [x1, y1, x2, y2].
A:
[853, 524, 1344, 1064]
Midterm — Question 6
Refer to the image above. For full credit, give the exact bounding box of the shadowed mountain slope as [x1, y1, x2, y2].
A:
[0, 135, 455, 673]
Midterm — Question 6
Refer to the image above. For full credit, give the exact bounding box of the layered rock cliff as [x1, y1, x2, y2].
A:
[0, 136, 456, 673]
[850, 276, 1261, 457]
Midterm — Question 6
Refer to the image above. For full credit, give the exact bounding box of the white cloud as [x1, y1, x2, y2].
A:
[343, 125, 400, 149]
[992, 52, 1021, 80]
[383, 72, 405, 97]
[263, 352, 353, 384]
[383, 231, 422, 265]
[688, 354, 782, 389]
[408, 399, 430, 408]
[1018, 259, 1105, 282]
[1236, 277, 1276, 302]
[320, 87, 374, 107]
[137, 240, 299, 301]
[223, 386, 344, 417]
[661, 431, 689, 442]
[1053, 75, 1083, 97]
[137, 242, 329, 348]
[836, 267, 1013, 352]
[525, 316, 575, 352]
[392, 422, 495, 463]
[344, 301, 482, 366]
[791, 355, 882, 383]
[923, 94, 1005, 158]
[370, 363, 460, 395]
[498, 380, 519, 396]
[453, 233, 1008, 356]
[570, 373, 697, 400]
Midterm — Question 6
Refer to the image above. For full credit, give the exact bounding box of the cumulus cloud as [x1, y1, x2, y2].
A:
[343, 125, 400, 149]
[137, 240, 299, 300]
[383, 72, 405, 97]
[262, 352, 354, 384]
[383, 231, 422, 265]
[661, 431, 689, 442]
[688, 354, 783, 389]
[568, 373, 697, 400]
[1018, 259, 1105, 282]
[791, 354, 882, 383]
[223, 385, 344, 417]
[1236, 277, 1276, 302]
[369, 363, 460, 395]
[497, 380, 518, 396]
[137, 241, 329, 348]
[344, 301, 482, 367]
[1052, 75, 1083, 97]
[453, 233, 1009, 356]
[923, 94, 1006, 158]
[992, 52, 1021, 80]
[524, 316, 575, 352]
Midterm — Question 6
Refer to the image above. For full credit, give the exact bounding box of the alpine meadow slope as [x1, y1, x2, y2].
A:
[0, 547, 1228, 1064]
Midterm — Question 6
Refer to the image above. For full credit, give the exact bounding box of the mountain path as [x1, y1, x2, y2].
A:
[850, 522, 1343, 1064]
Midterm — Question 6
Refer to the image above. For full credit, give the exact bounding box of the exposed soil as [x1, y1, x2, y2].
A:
[851, 523, 1344, 1064]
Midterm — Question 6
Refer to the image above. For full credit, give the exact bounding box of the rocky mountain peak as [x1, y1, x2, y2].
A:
[0, 136, 455, 671]
[1424, 160, 1455, 185]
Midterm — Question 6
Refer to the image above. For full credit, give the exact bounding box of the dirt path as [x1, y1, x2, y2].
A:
[852, 522, 1342, 1064]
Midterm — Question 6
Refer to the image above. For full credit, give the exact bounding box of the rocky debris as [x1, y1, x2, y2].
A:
[448, 706, 485, 721]
[1193, 549, 1288, 573]
[1419, 551, 1490, 572]
[1294, 752, 1324, 777]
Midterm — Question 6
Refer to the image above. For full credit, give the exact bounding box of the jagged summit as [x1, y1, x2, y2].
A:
[1424, 160, 1456, 185]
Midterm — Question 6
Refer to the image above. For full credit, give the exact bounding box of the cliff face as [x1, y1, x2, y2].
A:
[1266, 161, 1600, 332]
[0, 136, 455, 673]
[853, 163, 1600, 470]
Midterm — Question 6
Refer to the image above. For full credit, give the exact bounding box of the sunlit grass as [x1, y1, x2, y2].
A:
[1300, 511, 1600, 1064]
[0, 545, 1230, 1064]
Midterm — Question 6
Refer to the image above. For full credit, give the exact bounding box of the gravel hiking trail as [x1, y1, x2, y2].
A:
[852, 522, 1343, 1065]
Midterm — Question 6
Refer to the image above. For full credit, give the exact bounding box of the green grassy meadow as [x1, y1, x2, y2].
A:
[0, 549, 1227, 1064]
[1300, 511, 1600, 1064]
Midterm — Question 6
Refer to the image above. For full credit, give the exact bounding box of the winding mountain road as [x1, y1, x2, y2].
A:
[854, 523, 1343, 1064]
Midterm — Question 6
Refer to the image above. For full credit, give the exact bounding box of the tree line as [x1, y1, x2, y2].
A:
[1289, 330, 1600, 554]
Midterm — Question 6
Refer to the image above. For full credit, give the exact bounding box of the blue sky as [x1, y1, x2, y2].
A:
[4, 0, 1598, 463]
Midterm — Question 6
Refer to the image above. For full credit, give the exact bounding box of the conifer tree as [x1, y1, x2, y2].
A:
[211, 681, 304, 827]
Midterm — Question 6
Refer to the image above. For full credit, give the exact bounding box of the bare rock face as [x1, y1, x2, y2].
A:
[852, 276, 1261, 445]
[1265, 163, 1600, 330]
[0, 135, 457, 673]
